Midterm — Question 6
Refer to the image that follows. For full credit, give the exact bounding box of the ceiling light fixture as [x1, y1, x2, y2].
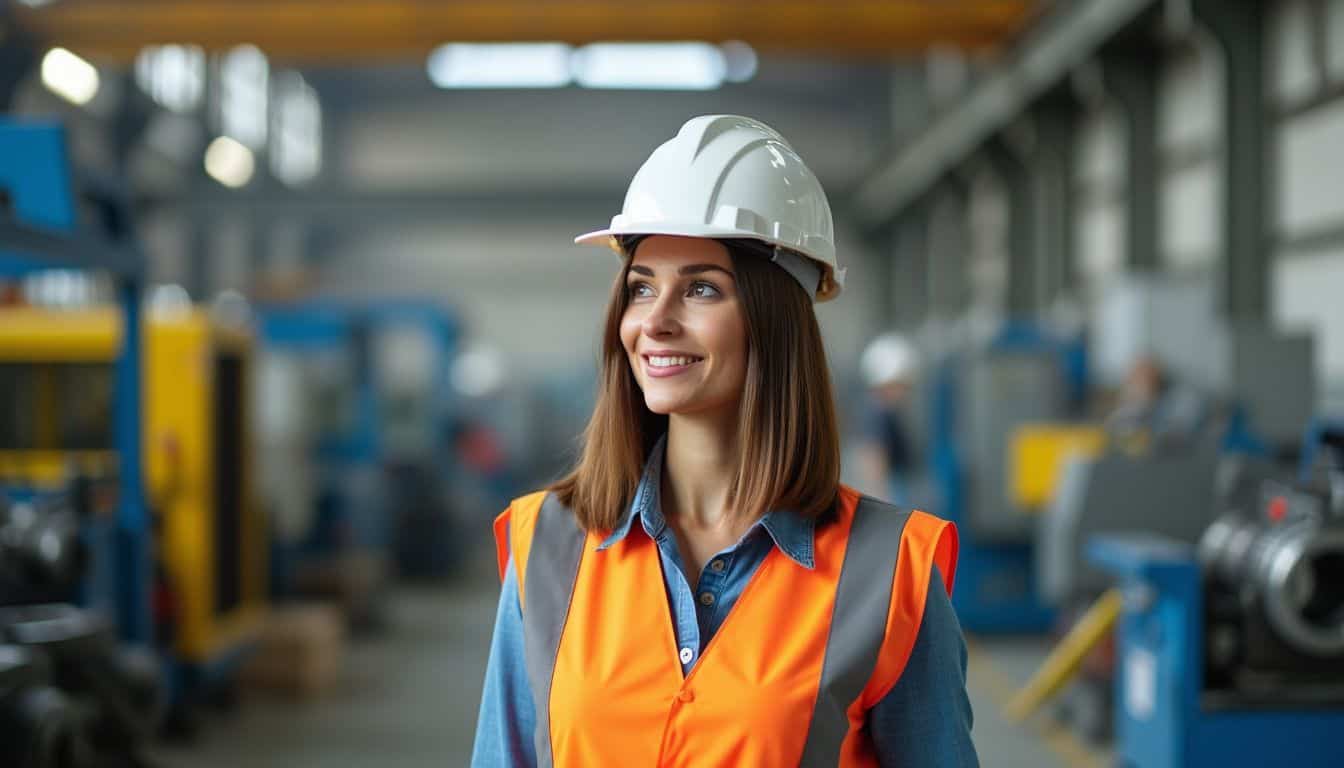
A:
[427, 43, 572, 89]
[572, 43, 727, 90]
[204, 136, 255, 188]
[41, 47, 100, 106]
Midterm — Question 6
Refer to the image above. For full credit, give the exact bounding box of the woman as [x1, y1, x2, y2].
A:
[472, 116, 976, 767]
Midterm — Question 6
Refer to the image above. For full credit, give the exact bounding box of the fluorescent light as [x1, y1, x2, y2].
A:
[721, 41, 758, 83]
[41, 47, 100, 105]
[428, 43, 571, 89]
[573, 43, 726, 90]
[135, 45, 206, 112]
[204, 136, 255, 188]
[271, 72, 322, 185]
[219, 45, 269, 150]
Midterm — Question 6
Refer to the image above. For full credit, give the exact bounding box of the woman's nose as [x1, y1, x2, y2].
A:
[641, 295, 680, 338]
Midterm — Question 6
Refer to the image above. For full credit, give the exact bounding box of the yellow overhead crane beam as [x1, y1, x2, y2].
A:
[14, 1, 1039, 63]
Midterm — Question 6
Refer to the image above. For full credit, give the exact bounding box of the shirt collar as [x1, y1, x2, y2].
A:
[596, 434, 816, 570]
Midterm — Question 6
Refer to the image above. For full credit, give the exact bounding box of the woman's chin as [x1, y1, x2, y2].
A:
[642, 397, 684, 415]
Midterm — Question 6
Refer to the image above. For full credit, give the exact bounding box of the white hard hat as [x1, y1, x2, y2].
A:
[861, 333, 920, 388]
[575, 115, 845, 302]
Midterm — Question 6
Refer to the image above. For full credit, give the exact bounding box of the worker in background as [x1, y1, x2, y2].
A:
[856, 332, 921, 506]
[471, 116, 976, 767]
[1106, 355, 1208, 451]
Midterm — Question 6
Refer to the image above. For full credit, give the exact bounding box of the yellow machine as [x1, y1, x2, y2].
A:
[1009, 424, 1108, 511]
[0, 306, 267, 666]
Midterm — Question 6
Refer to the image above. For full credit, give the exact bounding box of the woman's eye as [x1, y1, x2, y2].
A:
[627, 282, 654, 299]
[688, 282, 721, 298]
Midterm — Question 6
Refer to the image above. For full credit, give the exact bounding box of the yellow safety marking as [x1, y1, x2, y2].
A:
[966, 637, 1109, 768]
[1006, 589, 1123, 721]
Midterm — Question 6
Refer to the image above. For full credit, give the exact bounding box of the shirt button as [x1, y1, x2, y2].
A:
[709, 559, 725, 572]
[677, 689, 695, 703]
[699, 592, 715, 606]
[679, 647, 694, 664]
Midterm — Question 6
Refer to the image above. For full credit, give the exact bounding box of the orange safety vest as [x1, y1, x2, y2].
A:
[492, 484, 958, 768]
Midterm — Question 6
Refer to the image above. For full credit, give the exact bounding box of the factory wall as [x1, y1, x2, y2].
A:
[1270, 0, 1344, 410]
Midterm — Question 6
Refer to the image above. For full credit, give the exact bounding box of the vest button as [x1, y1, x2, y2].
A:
[709, 559, 725, 572]
[678, 647, 694, 664]
[677, 689, 695, 703]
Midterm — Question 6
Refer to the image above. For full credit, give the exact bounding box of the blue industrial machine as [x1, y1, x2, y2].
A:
[255, 303, 366, 599]
[927, 322, 1086, 634]
[256, 299, 462, 611]
[1089, 423, 1344, 767]
[364, 301, 463, 580]
[0, 120, 152, 646]
[0, 121, 164, 762]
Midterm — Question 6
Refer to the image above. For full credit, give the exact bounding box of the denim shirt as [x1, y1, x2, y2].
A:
[471, 437, 978, 767]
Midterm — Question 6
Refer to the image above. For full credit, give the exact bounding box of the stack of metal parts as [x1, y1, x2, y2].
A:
[0, 489, 163, 768]
[1198, 431, 1344, 706]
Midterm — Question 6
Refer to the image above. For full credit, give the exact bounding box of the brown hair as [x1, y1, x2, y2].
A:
[549, 237, 840, 533]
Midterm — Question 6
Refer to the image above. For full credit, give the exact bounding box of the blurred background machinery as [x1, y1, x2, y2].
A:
[0, 120, 164, 766]
[255, 299, 463, 627]
[4, 0, 1344, 766]
[1089, 423, 1344, 768]
[923, 321, 1087, 633]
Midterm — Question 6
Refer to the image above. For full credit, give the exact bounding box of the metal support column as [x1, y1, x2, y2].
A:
[1031, 93, 1080, 304]
[1194, 0, 1267, 323]
[863, 218, 898, 326]
[985, 138, 1036, 317]
[927, 179, 972, 320]
[1103, 45, 1160, 271]
[115, 276, 151, 645]
[892, 202, 929, 329]
[110, 74, 155, 174]
[188, 216, 211, 300]
[0, 11, 37, 110]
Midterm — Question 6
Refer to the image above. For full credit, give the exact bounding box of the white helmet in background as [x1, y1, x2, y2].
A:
[861, 333, 920, 388]
[575, 115, 845, 302]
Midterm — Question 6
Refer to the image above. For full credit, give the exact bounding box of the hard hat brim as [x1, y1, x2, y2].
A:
[573, 224, 843, 301]
[574, 224, 754, 249]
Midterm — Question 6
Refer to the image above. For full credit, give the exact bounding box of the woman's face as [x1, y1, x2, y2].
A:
[620, 235, 748, 419]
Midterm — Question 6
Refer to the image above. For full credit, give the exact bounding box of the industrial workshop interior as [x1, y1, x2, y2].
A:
[2, 0, 1344, 766]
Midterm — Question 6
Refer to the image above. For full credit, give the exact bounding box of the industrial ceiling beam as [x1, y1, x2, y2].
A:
[851, 0, 1157, 229]
[141, 185, 627, 227]
[14, 1, 1036, 63]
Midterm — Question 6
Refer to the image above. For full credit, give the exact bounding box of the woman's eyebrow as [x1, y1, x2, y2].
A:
[626, 264, 735, 279]
[679, 264, 735, 280]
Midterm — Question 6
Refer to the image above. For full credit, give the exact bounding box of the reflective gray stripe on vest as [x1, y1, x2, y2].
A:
[799, 497, 912, 766]
[521, 494, 586, 768]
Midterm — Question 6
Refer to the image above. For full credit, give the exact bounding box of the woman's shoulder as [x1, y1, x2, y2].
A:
[502, 489, 551, 527]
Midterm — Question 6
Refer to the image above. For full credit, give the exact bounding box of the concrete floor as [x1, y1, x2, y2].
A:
[150, 561, 1110, 767]
[150, 571, 499, 768]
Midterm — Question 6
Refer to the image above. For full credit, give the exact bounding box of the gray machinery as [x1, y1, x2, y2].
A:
[1040, 450, 1220, 605]
[964, 345, 1071, 541]
[0, 492, 163, 768]
[1199, 462, 1344, 700]
[1038, 327, 1318, 608]
[930, 324, 1085, 633]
